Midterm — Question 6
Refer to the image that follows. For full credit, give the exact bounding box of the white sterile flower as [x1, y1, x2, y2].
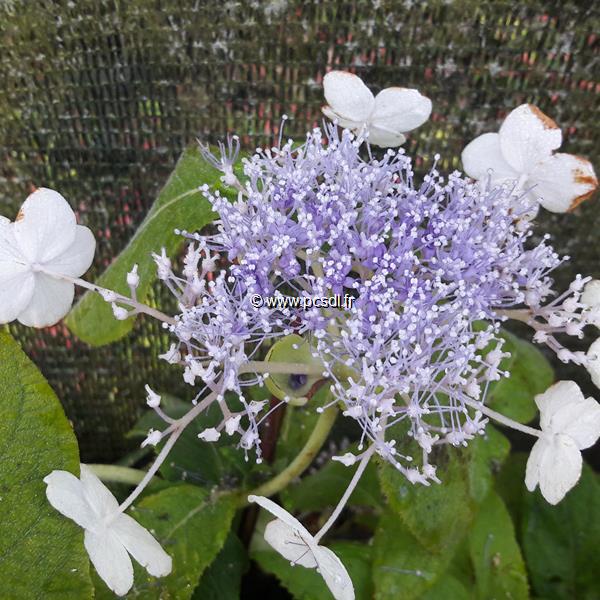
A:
[44, 464, 171, 596]
[198, 427, 221, 442]
[322, 70, 432, 148]
[0, 188, 96, 327]
[586, 339, 600, 388]
[462, 104, 598, 213]
[248, 495, 354, 600]
[526, 381, 600, 504]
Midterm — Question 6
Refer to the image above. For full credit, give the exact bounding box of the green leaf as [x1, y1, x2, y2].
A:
[522, 463, 599, 600]
[420, 574, 471, 600]
[193, 533, 248, 600]
[281, 445, 382, 512]
[467, 425, 511, 503]
[495, 453, 528, 532]
[130, 394, 251, 488]
[264, 334, 323, 404]
[378, 449, 474, 553]
[468, 491, 528, 600]
[372, 510, 450, 600]
[254, 541, 372, 600]
[0, 330, 93, 599]
[486, 330, 554, 422]
[111, 485, 238, 599]
[66, 145, 222, 346]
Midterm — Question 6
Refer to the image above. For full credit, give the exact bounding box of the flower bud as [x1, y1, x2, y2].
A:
[127, 264, 140, 288]
[141, 429, 162, 448]
[145, 385, 161, 408]
[198, 427, 221, 442]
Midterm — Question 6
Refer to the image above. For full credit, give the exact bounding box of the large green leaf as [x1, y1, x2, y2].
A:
[486, 330, 554, 422]
[372, 510, 451, 600]
[378, 449, 474, 554]
[420, 574, 471, 600]
[254, 541, 372, 600]
[0, 330, 93, 598]
[469, 491, 528, 600]
[95, 485, 238, 599]
[193, 533, 248, 600]
[66, 146, 222, 346]
[467, 425, 511, 503]
[522, 464, 599, 600]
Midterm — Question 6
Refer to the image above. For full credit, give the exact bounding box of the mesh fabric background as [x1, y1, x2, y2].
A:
[0, 0, 598, 461]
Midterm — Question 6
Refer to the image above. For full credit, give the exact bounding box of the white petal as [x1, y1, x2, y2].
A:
[461, 133, 518, 185]
[587, 338, 600, 389]
[322, 105, 363, 131]
[264, 519, 317, 568]
[371, 87, 432, 133]
[0, 220, 35, 322]
[537, 434, 582, 505]
[44, 469, 97, 531]
[0, 260, 35, 324]
[529, 153, 598, 213]
[46, 225, 96, 278]
[582, 280, 600, 308]
[84, 528, 134, 597]
[535, 380, 584, 432]
[524, 438, 545, 492]
[534, 379, 600, 449]
[559, 397, 600, 450]
[13, 188, 77, 263]
[499, 104, 562, 174]
[17, 273, 75, 328]
[112, 513, 172, 577]
[79, 464, 120, 519]
[323, 71, 374, 123]
[248, 495, 311, 538]
[366, 126, 406, 148]
[314, 546, 355, 600]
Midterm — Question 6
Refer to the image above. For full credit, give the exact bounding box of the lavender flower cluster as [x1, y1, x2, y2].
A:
[157, 124, 562, 482]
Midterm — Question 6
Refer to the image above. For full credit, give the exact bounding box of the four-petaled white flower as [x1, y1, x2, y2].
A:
[248, 495, 354, 600]
[44, 464, 172, 596]
[526, 381, 600, 504]
[322, 70, 432, 148]
[0, 188, 96, 327]
[461, 104, 598, 213]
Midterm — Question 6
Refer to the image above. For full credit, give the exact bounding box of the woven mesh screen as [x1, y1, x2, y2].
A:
[0, 0, 598, 461]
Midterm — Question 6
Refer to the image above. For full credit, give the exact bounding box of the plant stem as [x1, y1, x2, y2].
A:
[462, 397, 541, 438]
[240, 360, 325, 376]
[116, 390, 218, 514]
[87, 464, 152, 486]
[247, 405, 339, 500]
[42, 268, 176, 325]
[495, 308, 534, 324]
[313, 445, 376, 543]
